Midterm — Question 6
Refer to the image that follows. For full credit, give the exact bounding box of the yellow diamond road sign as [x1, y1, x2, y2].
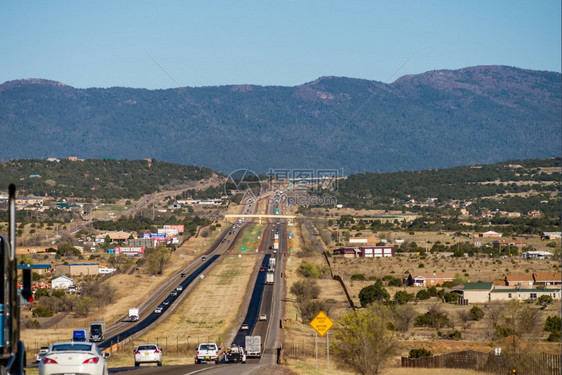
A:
[309, 311, 334, 337]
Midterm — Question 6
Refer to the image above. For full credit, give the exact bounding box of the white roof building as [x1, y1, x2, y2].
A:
[51, 275, 73, 290]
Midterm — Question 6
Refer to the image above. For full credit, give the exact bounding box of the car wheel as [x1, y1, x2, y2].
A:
[215, 359, 219, 364]
[134, 362, 139, 367]
[158, 361, 162, 366]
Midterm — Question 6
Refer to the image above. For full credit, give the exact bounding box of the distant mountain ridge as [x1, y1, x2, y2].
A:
[0, 65, 559, 173]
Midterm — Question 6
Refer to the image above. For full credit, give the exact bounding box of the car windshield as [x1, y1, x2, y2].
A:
[138, 345, 157, 351]
[201, 344, 216, 350]
[51, 343, 93, 352]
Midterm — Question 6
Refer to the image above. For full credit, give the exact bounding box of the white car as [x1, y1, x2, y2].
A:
[38, 341, 107, 375]
[134, 343, 163, 367]
[154, 306, 163, 314]
[35, 346, 49, 362]
[259, 314, 267, 321]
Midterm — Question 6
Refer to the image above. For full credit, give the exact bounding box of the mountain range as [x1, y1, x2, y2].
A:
[0, 65, 559, 174]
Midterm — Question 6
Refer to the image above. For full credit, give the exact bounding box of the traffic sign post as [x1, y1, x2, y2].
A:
[309, 311, 334, 337]
[309, 311, 334, 372]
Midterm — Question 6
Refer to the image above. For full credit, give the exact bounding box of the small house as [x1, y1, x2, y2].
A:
[533, 272, 562, 286]
[51, 276, 73, 290]
[56, 263, 99, 276]
[490, 287, 560, 302]
[477, 231, 502, 238]
[407, 272, 455, 287]
[505, 273, 534, 287]
[522, 250, 553, 259]
[462, 282, 493, 303]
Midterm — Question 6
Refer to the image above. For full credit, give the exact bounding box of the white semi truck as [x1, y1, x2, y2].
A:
[89, 321, 105, 342]
[129, 307, 139, 322]
[245, 336, 261, 358]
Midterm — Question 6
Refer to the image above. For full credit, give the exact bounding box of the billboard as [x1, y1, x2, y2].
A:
[158, 228, 179, 237]
[114, 247, 145, 256]
[164, 224, 184, 233]
[142, 233, 166, 240]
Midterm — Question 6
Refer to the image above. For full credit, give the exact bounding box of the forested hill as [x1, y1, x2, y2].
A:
[335, 157, 561, 218]
[0, 65, 560, 173]
[0, 159, 214, 200]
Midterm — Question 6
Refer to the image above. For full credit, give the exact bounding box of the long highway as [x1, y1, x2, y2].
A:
[107, 192, 290, 374]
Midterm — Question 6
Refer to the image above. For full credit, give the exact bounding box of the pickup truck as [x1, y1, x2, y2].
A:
[195, 343, 221, 364]
[225, 344, 246, 364]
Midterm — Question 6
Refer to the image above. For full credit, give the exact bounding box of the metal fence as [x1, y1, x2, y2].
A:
[402, 350, 561, 375]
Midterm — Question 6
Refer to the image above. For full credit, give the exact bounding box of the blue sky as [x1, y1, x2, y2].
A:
[1, 0, 560, 89]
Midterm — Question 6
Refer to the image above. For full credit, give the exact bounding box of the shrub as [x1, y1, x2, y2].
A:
[52, 289, 66, 298]
[387, 277, 403, 287]
[32, 306, 54, 318]
[34, 288, 49, 300]
[394, 290, 415, 305]
[290, 279, 320, 301]
[415, 305, 449, 329]
[351, 273, 366, 281]
[544, 315, 561, 342]
[441, 281, 455, 288]
[470, 306, 484, 321]
[409, 348, 432, 358]
[495, 325, 516, 338]
[359, 280, 390, 307]
[447, 330, 462, 340]
[537, 295, 553, 307]
[427, 286, 438, 296]
[416, 289, 431, 300]
[443, 292, 460, 303]
[25, 319, 40, 329]
[297, 262, 320, 278]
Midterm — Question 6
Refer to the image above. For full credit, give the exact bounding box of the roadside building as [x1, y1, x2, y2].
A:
[56, 263, 99, 276]
[96, 231, 132, 244]
[332, 247, 359, 258]
[16, 263, 52, 276]
[493, 240, 527, 248]
[462, 282, 494, 303]
[349, 238, 368, 245]
[360, 246, 394, 257]
[16, 246, 52, 255]
[490, 287, 560, 302]
[407, 272, 455, 287]
[541, 232, 561, 240]
[51, 275, 73, 290]
[476, 231, 502, 238]
[522, 250, 554, 259]
[533, 272, 562, 286]
[504, 273, 534, 287]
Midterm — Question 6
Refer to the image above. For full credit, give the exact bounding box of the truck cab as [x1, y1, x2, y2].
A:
[72, 329, 88, 342]
[89, 321, 105, 342]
